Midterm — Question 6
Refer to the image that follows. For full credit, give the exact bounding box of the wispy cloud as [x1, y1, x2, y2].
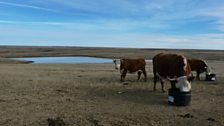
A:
[0, 19, 170, 33]
[200, 6, 224, 32]
[0, 0, 224, 49]
[0, 1, 59, 13]
[0, 24, 223, 50]
[0, 20, 66, 25]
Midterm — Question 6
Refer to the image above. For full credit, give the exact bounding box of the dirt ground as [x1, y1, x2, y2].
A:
[0, 46, 223, 126]
[0, 60, 223, 126]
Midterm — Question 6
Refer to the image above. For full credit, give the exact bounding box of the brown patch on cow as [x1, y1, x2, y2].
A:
[116, 58, 147, 82]
[188, 58, 209, 80]
[153, 53, 192, 92]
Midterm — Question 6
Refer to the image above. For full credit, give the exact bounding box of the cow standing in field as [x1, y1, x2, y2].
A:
[113, 58, 147, 82]
[187, 58, 211, 80]
[153, 53, 193, 92]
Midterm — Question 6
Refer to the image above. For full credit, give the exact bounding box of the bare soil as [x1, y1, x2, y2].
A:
[0, 46, 223, 126]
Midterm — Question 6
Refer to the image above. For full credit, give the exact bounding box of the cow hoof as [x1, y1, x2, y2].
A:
[123, 82, 128, 85]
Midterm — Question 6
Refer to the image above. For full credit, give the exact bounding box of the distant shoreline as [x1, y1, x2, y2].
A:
[0, 46, 223, 64]
[0, 45, 223, 51]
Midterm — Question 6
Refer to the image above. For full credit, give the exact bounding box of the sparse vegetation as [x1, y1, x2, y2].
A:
[0, 46, 223, 125]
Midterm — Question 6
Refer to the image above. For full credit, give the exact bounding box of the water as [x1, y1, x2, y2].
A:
[14, 57, 112, 64]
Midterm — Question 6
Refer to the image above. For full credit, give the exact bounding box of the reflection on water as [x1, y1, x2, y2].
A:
[14, 57, 112, 63]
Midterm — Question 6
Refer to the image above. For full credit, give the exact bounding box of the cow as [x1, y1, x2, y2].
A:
[153, 53, 193, 92]
[113, 58, 147, 82]
[187, 58, 211, 80]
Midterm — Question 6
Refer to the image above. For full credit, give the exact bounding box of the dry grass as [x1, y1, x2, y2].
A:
[0, 61, 223, 126]
[0, 46, 223, 60]
[0, 46, 223, 125]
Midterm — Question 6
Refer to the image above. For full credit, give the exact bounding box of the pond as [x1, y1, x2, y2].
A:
[14, 57, 113, 64]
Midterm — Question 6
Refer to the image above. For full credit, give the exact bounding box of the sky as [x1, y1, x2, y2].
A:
[0, 0, 224, 50]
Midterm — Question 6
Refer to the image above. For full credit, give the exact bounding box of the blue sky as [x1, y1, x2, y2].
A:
[0, 0, 224, 49]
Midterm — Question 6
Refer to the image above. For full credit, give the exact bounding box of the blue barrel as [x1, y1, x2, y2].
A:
[205, 73, 216, 81]
[168, 88, 191, 106]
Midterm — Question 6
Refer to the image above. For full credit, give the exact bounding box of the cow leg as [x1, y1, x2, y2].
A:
[160, 79, 165, 93]
[196, 71, 200, 80]
[153, 74, 158, 91]
[137, 71, 142, 81]
[120, 74, 123, 82]
[120, 71, 127, 82]
[142, 69, 147, 82]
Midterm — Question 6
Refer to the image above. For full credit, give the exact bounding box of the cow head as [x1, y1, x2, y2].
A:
[177, 56, 192, 92]
[204, 62, 212, 75]
[205, 66, 212, 75]
[113, 59, 120, 70]
[201, 60, 211, 74]
[176, 76, 191, 92]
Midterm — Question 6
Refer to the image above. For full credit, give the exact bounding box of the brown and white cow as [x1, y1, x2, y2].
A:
[113, 58, 147, 82]
[187, 58, 211, 80]
[153, 53, 192, 92]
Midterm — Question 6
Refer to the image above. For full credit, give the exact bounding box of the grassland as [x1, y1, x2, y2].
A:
[0, 46, 223, 60]
[0, 46, 223, 126]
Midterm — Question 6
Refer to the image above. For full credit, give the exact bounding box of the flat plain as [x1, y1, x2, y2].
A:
[0, 46, 223, 126]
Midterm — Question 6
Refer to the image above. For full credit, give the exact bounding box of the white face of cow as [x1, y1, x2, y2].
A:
[205, 62, 212, 75]
[176, 76, 191, 92]
[113, 59, 120, 70]
[183, 56, 188, 71]
[202, 60, 211, 75]
[205, 67, 211, 75]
